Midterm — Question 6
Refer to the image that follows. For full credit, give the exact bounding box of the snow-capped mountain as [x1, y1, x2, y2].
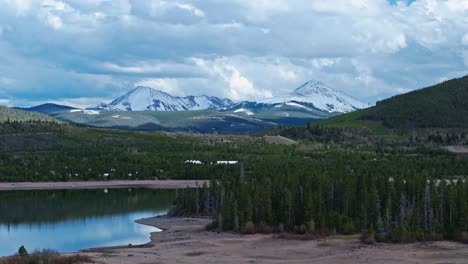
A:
[228, 80, 368, 115]
[91, 86, 233, 111]
[260, 80, 369, 113]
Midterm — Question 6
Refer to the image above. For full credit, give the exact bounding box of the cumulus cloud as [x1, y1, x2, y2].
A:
[134, 78, 179, 94]
[0, 0, 467, 107]
[463, 34, 468, 46]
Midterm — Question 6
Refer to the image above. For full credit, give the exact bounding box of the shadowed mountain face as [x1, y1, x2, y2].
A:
[16, 103, 76, 115]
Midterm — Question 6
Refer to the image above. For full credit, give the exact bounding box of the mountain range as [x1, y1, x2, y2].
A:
[12, 80, 369, 133]
[4, 76, 468, 134]
[88, 80, 368, 114]
[91, 87, 233, 111]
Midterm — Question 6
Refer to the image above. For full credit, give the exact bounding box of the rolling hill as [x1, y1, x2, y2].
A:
[319, 75, 468, 131]
[0, 106, 60, 123]
[16, 103, 76, 115]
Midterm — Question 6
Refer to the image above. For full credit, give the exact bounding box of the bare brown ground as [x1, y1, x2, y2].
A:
[82, 216, 468, 264]
[0, 180, 208, 191]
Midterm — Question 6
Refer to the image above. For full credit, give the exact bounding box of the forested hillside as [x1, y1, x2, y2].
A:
[0, 105, 60, 123]
[175, 147, 468, 243]
[169, 75, 468, 243]
[317, 75, 468, 130]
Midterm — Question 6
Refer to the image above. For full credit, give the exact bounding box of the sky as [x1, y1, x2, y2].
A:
[0, 0, 467, 108]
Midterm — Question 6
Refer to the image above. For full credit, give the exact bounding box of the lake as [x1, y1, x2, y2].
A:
[0, 188, 176, 256]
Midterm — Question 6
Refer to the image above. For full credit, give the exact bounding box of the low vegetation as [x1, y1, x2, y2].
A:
[0, 248, 93, 264]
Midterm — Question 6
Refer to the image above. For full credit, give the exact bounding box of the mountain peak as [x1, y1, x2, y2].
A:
[292, 80, 335, 96]
[91, 87, 233, 112]
[260, 80, 369, 113]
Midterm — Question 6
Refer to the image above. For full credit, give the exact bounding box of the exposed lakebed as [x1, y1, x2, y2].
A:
[0, 188, 176, 256]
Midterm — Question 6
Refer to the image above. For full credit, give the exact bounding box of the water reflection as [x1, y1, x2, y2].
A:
[0, 189, 175, 256]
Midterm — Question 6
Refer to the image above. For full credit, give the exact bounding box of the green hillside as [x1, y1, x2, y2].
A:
[0, 105, 60, 123]
[321, 75, 468, 131]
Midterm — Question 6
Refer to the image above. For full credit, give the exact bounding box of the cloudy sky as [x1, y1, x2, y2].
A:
[0, 0, 467, 108]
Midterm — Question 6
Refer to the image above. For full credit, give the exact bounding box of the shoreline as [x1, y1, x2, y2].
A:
[0, 180, 209, 191]
[80, 215, 468, 264]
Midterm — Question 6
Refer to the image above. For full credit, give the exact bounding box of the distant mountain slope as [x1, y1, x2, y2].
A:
[50, 109, 277, 133]
[16, 103, 76, 115]
[91, 86, 233, 111]
[260, 80, 369, 113]
[0, 105, 60, 123]
[8, 80, 368, 133]
[227, 80, 368, 116]
[320, 75, 468, 129]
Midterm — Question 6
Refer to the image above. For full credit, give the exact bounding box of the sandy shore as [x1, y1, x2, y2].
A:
[82, 216, 468, 264]
[0, 180, 208, 191]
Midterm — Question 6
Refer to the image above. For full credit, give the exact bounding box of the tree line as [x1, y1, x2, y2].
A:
[174, 150, 468, 243]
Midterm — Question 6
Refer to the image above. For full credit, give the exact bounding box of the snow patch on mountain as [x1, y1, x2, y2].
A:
[70, 109, 100, 115]
[92, 86, 233, 112]
[261, 80, 369, 113]
[233, 108, 254, 116]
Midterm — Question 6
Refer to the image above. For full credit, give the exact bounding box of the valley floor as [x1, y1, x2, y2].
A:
[0, 180, 208, 191]
[83, 216, 468, 264]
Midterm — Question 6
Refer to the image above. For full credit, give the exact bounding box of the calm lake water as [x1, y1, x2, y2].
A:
[0, 188, 176, 256]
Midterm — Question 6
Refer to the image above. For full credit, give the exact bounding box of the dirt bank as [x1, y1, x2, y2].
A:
[84, 216, 468, 264]
[0, 180, 208, 191]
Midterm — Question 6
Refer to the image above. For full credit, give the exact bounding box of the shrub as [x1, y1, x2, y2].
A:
[294, 224, 307, 234]
[206, 220, 219, 231]
[257, 224, 273, 234]
[457, 232, 468, 244]
[17, 246, 28, 256]
[307, 219, 316, 233]
[278, 223, 285, 233]
[0, 249, 94, 264]
[242, 221, 256, 234]
[413, 229, 426, 241]
[360, 226, 376, 244]
[341, 223, 356, 235]
[388, 226, 410, 243]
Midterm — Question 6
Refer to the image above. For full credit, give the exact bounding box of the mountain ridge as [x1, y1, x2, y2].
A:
[91, 86, 234, 111]
[319, 75, 468, 130]
[260, 80, 369, 113]
[16, 103, 77, 115]
[0, 105, 61, 123]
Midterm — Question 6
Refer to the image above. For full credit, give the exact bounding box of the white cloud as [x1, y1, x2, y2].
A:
[223, 64, 272, 100]
[310, 58, 338, 69]
[42, 0, 66, 11]
[462, 34, 468, 46]
[0, 0, 467, 106]
[463, 50, 468, 66]
[446, 0, 468, 11]
[134, 78, 179, 94]
[174, 3, 205, 17]
[277, 68, 297, 81]
[0, 99, 12, 106]
[0, 77, 15, 85]
[13, 97, 111, 109]
[4, 0, 33, 15]
[45, 13, 63, 29]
